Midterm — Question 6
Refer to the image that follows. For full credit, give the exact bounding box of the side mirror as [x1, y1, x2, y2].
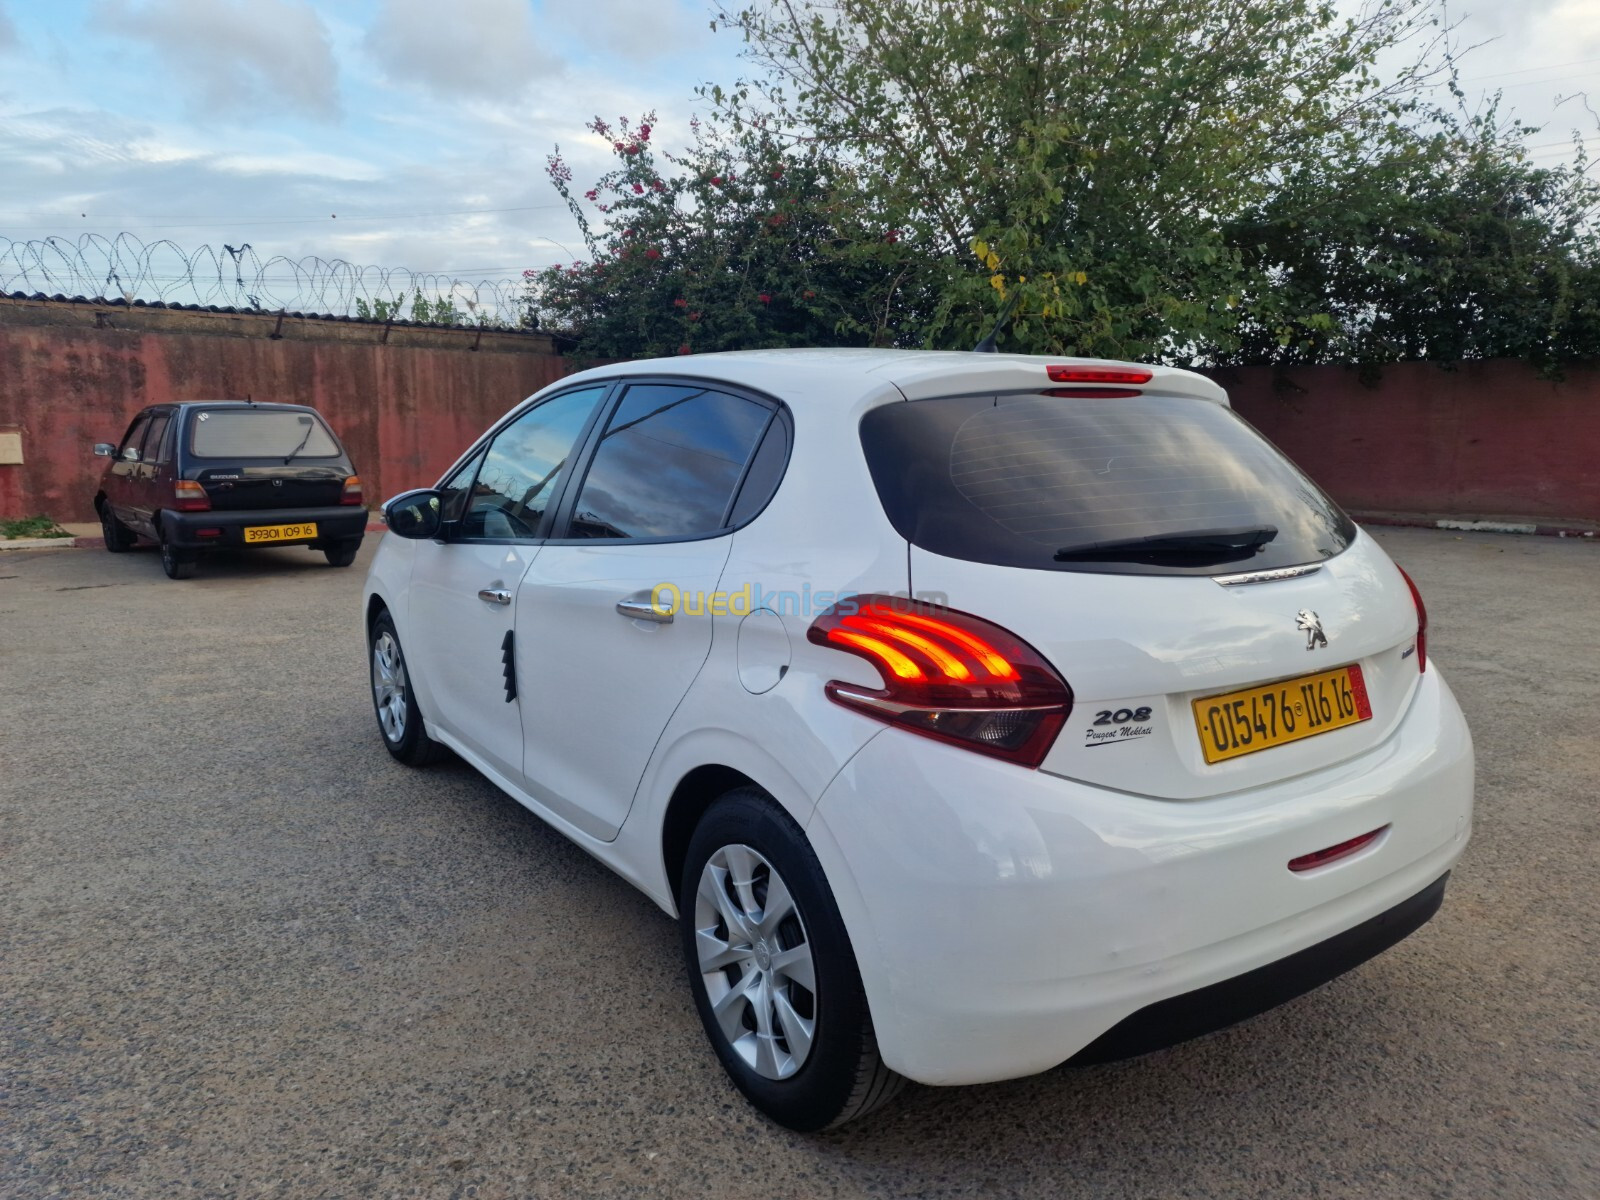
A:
[384, 488, 443, 540]
[121, 446, 141, 462]
[93, 443, 115, 457]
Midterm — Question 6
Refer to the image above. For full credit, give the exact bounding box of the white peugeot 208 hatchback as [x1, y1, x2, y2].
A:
[362, 349, 1473, 1130]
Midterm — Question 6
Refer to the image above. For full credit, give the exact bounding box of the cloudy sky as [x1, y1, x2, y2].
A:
[0, 0, 1595, 316]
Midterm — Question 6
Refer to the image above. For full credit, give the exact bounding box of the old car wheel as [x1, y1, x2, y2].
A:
[370, 613, 447, 766]
[158, 530, 196, 580]
[323, 539, 361, 568]
[99, 503, 136, 552]
[679, 787, 906, 1130]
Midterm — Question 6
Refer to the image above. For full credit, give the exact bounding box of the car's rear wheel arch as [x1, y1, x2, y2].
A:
[663, 764, 759, 901]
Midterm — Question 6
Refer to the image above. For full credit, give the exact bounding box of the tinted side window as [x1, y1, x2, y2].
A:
[462, 386, 605, 540]
[438, 447, 487, 525]
[566, 384, 772, 541]
[141, 413, 172, 465]
[118, 413, 151, 460]
[727, 413, 789, 527]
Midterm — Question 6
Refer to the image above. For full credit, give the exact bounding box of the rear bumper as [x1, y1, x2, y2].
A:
[806, 666, 1474, 1085]
[161, 506, 367, 549]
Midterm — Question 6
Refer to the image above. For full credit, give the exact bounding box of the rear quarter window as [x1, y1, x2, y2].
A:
[860, 392, 1355, 576]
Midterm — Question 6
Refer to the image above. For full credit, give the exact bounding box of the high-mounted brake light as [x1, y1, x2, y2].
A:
[1046, 365, 1153, 385]
[173, 479, 210, 512]
[1397, 565, 1427, 673]
[807, 595, 1072, 767]
[340, 475, 364, 506]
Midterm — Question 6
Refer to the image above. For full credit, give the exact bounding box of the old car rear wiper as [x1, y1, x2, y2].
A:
[282, 418, 316, 466]
[1054, 524, 1278, 562]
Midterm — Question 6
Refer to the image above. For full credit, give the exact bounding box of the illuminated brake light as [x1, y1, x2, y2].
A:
[173, 479, 210, 512]
[340, 475, 364, 506]
[807, 596, 1072, 767]
[1397, 565, 1427, 673]
[1046, 365, 1153, 385]
[1289, 826, 1388, 872]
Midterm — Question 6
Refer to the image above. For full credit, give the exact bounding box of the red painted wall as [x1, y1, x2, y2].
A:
[1208, 359, 1600, 522]
[0, 323, 575, 522]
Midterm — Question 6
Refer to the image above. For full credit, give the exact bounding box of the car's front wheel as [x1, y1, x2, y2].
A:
[679, 787, 906, 1130]
[99, 502, 136, 552]
[369, 612, 447, 765]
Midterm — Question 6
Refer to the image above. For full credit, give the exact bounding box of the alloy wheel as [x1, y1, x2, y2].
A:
[371, 631, 409, 743]
[693, 843, 817, 1080]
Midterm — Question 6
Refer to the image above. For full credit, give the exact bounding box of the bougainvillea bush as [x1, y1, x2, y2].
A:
[526, 114, 931, 361]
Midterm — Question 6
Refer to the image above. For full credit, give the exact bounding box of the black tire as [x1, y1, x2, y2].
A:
[368, 612, 448, 766]
[99, 502, 135, 553]
[158, 528, 196, 580]
[678, 787, 906, 1131]
[323, 538, 361, 568]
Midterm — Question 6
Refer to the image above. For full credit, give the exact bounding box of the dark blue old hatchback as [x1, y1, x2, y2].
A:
[92, 401, 367, 579]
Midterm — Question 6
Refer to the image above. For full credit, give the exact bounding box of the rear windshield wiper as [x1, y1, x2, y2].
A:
[1054, 525, 1278, 562]
[282, 418, 317, 466]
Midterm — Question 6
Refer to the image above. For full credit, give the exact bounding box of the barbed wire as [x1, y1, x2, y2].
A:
[0, 233, 535, 326]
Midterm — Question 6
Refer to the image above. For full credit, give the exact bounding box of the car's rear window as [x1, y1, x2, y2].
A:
[189, 409, 342, 459]
[860, 393, 1355, 575]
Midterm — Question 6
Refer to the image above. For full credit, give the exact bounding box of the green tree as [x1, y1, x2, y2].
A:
[528, 114, 931, 360]
[713, 0, 1455, 360]
[1226, 113, 1600, 371]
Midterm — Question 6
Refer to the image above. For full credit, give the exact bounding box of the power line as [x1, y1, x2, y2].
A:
[0, 203, 569, 227]
[1457, 55, 1600, 85]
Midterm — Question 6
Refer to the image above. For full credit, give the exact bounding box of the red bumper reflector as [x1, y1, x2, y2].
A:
[196, 528, 223, 537]
[1289, 826, 1388, 872]
[1046, 365, 1153, 385]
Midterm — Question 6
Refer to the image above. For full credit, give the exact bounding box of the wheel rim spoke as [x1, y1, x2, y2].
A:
[710, 969, 760, 1045]
[372, 634, 407, 740]
[772, 989, 815, 1064]
[770, 943, 815, 993]
[695, 928, 749, 973]
[756, 871, 796, 936]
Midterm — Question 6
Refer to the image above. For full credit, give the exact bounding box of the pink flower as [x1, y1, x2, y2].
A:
[638, 123, 652, 141]
[688, 311, 701, 322]
[645, 248, 661, 260]
[772, 168, 783, 179]
[673, 298, 688, 308]
[885, 228, 902, 243]
[803, 289, 815, 299]
[626, 144, 640, 156]
[678, 343, 691, 355]
[633, 182, 644, 194]
[651, 179, 664, 192]
[758, 293, 771, 305]
[584, 189, 598, 201]
[710, 176, 723, 187]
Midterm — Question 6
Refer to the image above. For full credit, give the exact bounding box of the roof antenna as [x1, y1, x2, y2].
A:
[972, 290, 1023, 353]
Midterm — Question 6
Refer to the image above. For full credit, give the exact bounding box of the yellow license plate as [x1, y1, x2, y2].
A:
[243, 522, 318, 544]
[1194, 664, 1372, 764]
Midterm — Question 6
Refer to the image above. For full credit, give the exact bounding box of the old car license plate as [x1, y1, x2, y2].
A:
[244, 522, 318, 544]
[1194, 664, 1372, 764]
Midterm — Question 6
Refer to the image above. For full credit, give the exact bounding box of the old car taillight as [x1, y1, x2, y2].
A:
[1397, 565, 1427, 672]
[340, 475, 364, 506]
[806, 595, 1072, 767]
[173, 479, 210, 512]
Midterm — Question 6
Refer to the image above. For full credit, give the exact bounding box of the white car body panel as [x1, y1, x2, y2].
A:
[361, 348, 1474, 1091]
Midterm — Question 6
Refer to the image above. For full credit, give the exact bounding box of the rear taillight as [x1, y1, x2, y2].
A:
[806, 595, 1072, 767]
[173, 479, 210, 512]
[1046, 365, 1153, 385]
[1289, 826, 1388, 872]
[1397, 565, 1427, 672]
[340, 475, 364, 506]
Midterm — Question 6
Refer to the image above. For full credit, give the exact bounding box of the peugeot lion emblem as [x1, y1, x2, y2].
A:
[1297, 609, 1328, 651]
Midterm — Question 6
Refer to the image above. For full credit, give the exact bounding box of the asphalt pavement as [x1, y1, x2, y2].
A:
[2, 528, 1596, 1199]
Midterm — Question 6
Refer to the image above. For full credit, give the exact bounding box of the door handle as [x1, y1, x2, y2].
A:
[616, 596, 673, 624]
[477, 588, 512, 606]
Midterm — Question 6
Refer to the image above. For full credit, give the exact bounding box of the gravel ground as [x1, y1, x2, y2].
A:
[2, 527, 1596, 1200]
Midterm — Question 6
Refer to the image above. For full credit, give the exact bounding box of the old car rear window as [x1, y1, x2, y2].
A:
[189, 410, 342, 459]
[860, 393, 1355, 575]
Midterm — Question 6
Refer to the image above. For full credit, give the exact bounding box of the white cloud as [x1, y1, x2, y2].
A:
[97, 0, 341, 121]
[542, 0, 709, 63]
[365, 0, 553, 99]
